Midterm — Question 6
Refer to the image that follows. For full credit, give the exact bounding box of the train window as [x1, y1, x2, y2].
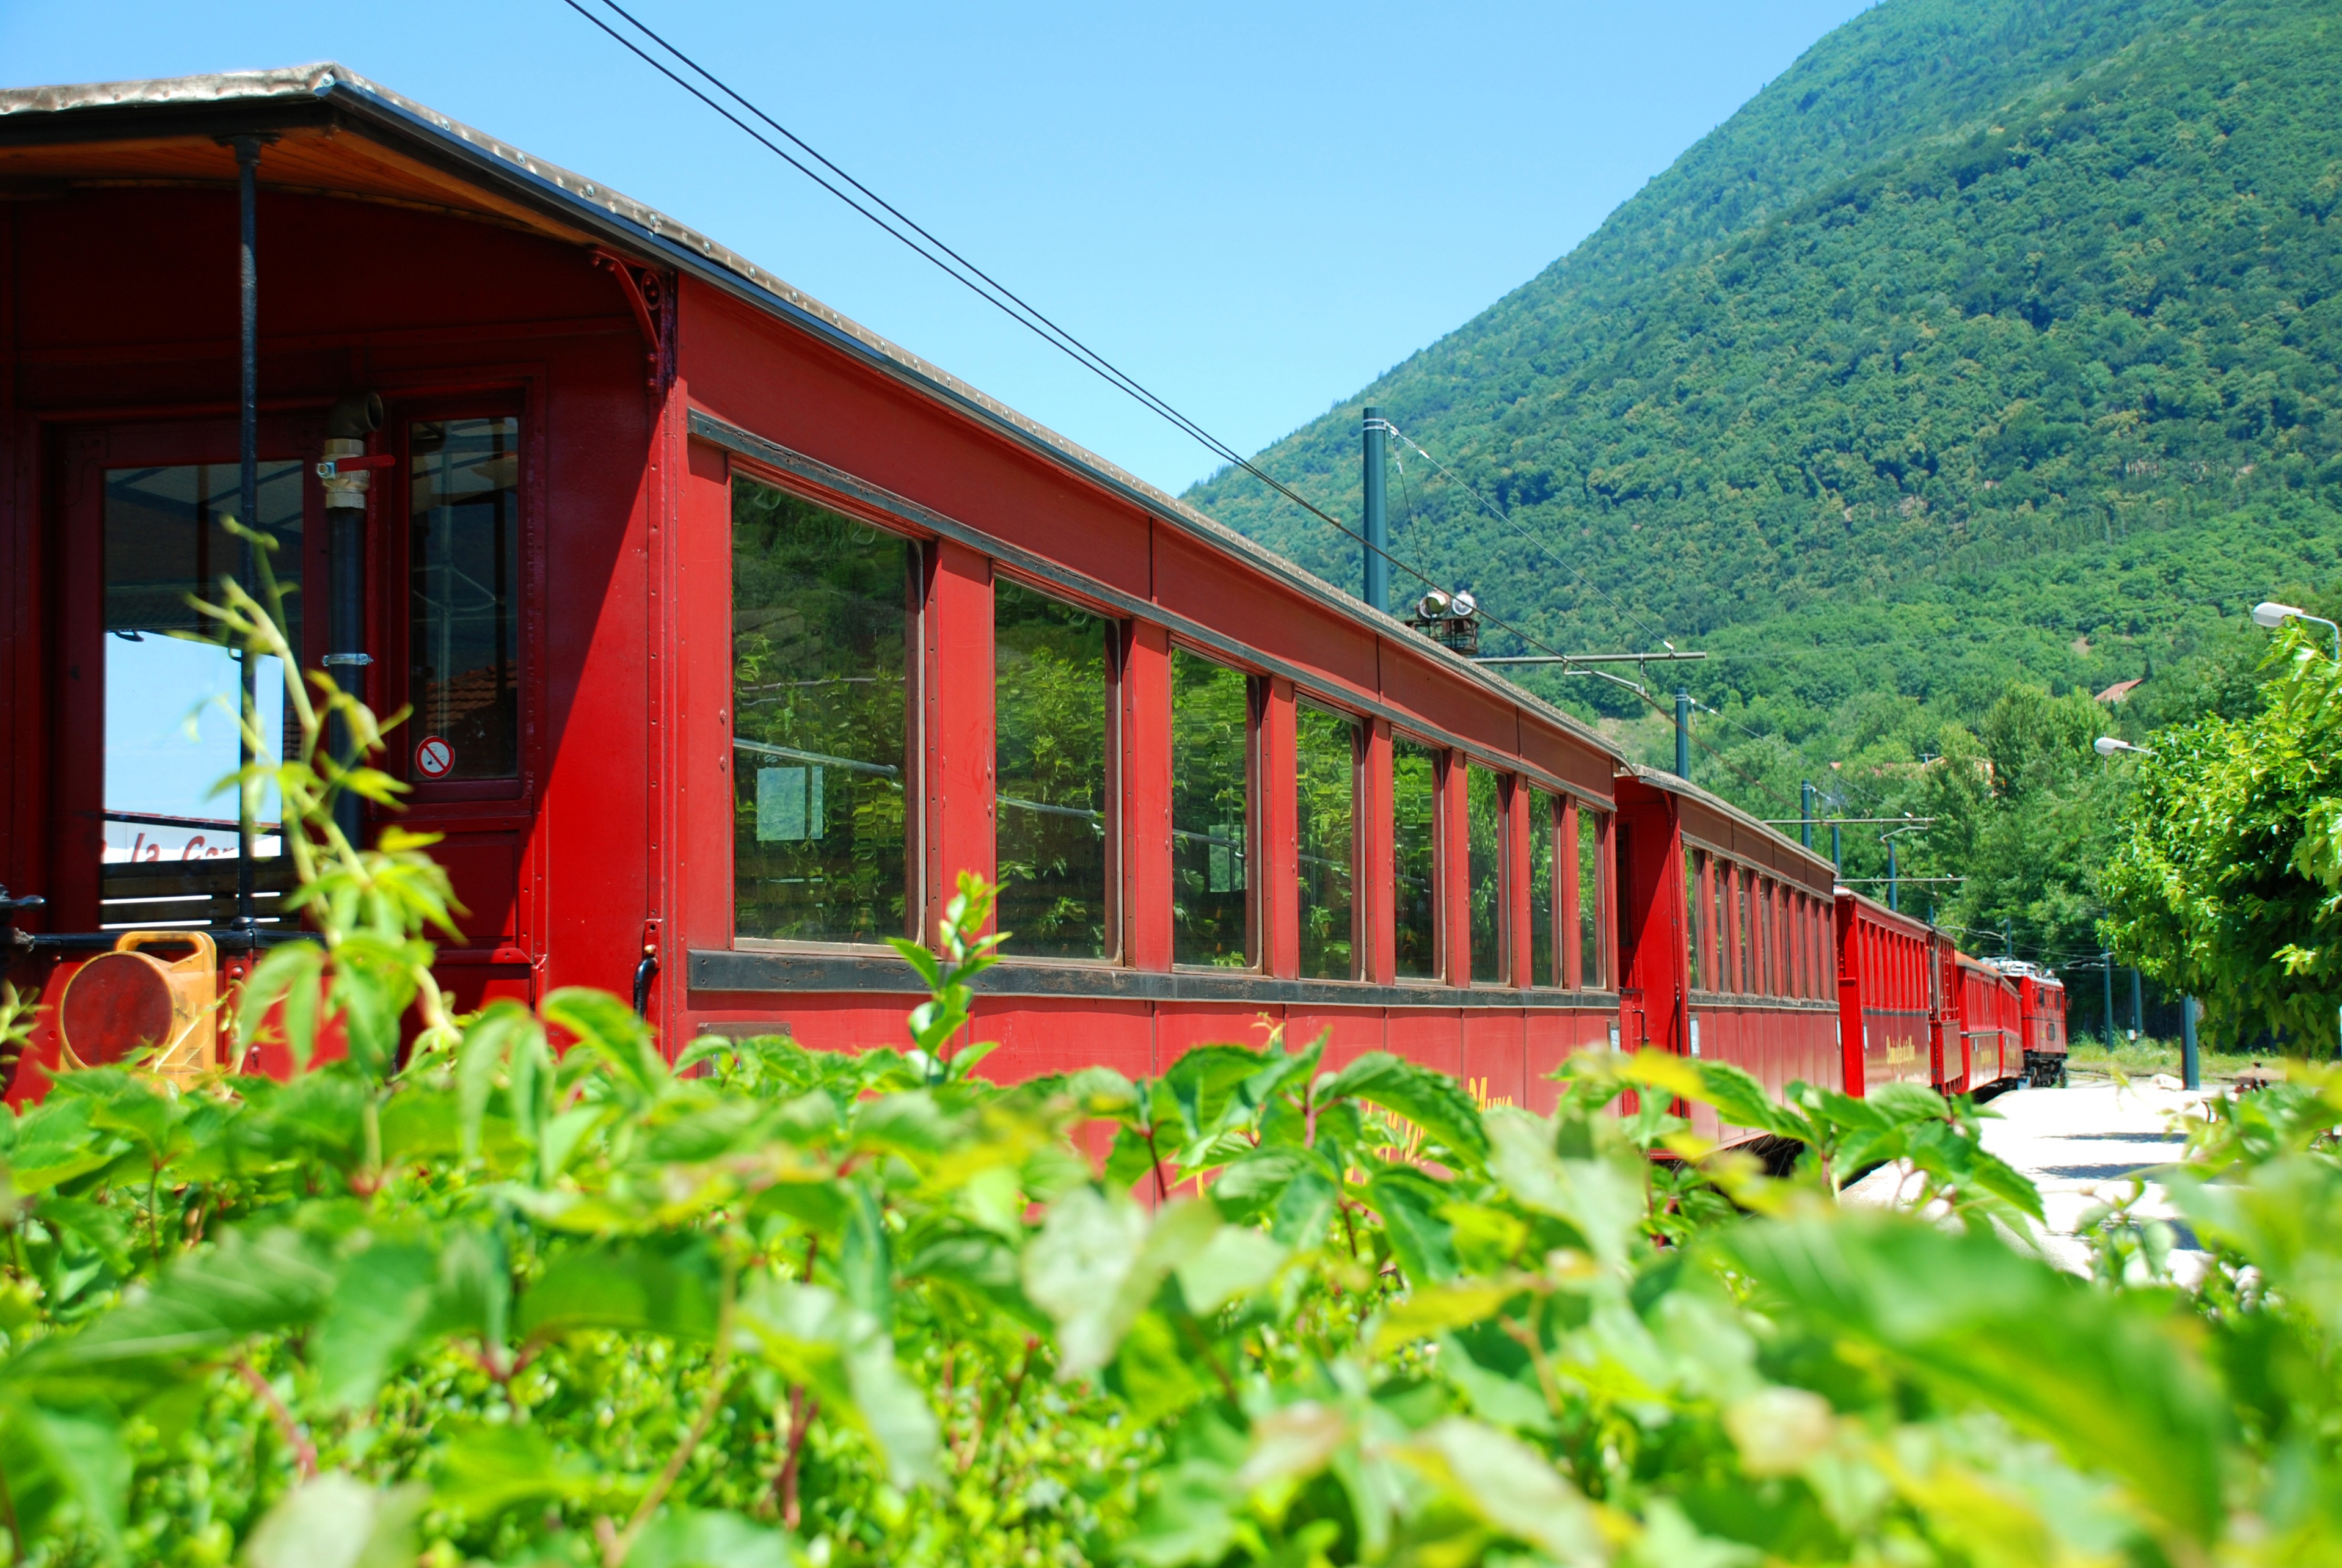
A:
[101, 459, 304, 925]
[1294, 702, 1359, 980]
[995, 578, 1114, 961]
[1392, 736, 1441, 980]
[1528, 789, 1556, 987]
[409, 417, 521, 779]
[1171, 649, 1252, 968]
[1466, 765, 1506, 983]
[1577, 805, 1606, 989]
[1684, 851, 1704, 991]
[731, 477, 913, 946]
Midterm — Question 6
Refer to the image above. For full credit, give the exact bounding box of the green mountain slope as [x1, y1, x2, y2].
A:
[1187, 0, 2342, 795]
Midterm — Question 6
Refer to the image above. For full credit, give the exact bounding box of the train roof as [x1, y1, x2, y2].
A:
[0, 63, 1620, 765]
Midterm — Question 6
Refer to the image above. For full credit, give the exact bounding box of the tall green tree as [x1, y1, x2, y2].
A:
[2104, 624, 2342, 1048]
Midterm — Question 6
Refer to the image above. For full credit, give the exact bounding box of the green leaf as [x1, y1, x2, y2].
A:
[30, 1226, 337, 1387]
[1484, 1106, 1646, 1269]
[311, 1240, 437, 1412]
[1172, 1223, 1285, 1316]
[1023, 1192, 1218, 1376]
[429, 1423, 606, 1519]
[1363, 1168, 1458, 1285]
[544, 986, 668, 1099]
[238, 941, 327, 1073]
[731, 1279, 939, 1490]
[243, 1472, 426, 1568]
[1391, 1415, 1610, 1566]
[0, 1395, 128, 1561]
[1722, 1214, 2227, 1547]
[518, 1236, 722, 1345]
[1321, 1052, 1490, 1165]
[624, 1508, 795, 1568]
[1372, 1279, 1527, 1354]
[454, 1001, 542, 1161]
[839, 1182, 894, 1329]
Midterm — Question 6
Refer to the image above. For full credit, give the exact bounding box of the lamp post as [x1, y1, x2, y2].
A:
[2102, 952, 2116, 1051]
[2253, 599, 2341, 659]
[2181, 996, 2200, 1091]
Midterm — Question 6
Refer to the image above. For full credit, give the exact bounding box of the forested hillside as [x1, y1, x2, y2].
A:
[1186, 0, 2342, 994]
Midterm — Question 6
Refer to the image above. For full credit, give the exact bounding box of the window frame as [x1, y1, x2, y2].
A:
[389, 395, 534, 804]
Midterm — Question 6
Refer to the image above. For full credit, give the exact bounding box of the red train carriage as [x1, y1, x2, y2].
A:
[0, 67, 1633, 1108]
[1957, 955, 2024, 1090]
[1995, 962, 2070, 1087]
[1834, 891, 1938, 1096]
[1612, 768, 1842, 1143]
[1932, 936, 1971, 1096]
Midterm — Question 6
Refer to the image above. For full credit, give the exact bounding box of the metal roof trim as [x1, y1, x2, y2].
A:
[0, 63, 1616, 760]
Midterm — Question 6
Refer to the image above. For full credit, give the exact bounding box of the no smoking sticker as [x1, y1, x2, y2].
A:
[415, 736, 455, 779]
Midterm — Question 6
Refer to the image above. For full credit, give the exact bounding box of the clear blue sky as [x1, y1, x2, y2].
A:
[1, 0, 1871, 494]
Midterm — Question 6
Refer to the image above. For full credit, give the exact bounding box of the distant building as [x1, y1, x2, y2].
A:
[2095, 677, 2145, 704]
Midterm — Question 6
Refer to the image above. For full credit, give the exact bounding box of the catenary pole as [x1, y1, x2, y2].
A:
[2103, 954, 2117, 1049]
[1362, 407, 1388, 614]
[1674, 688, 1691, 780]
[1800, 780, 1815, 849]
[2182, 996, 2200, 1090]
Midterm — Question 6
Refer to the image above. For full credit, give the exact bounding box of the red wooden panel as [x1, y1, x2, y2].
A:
[1123, 622, 1173, 971]
[1150, 525, 1380, 699]
[1380, 646, 1516, 757]
[924, 540, 994, 932]
[431, 832, 522, 949]
[1364, 720, 1396, 986]
[1157, 1003, 1282, 1061]
[1523, 1007, 1611, 1114]
[688, 996, 920, 1055]
[1286, 1008, 1388, 1074]
[1560, 797, 1583, 991]
[1461, 1010, 1527, 1111]
[1505, 775, 1531, 990]
[675, 434, 735, 963]
[968, 996, 1153, 1084]
[682, 286, 1156, 608]
[1382, 1007, 1465, 1080]
[1260, 677, 1300, 980]
[1442, 750, 1472, 988]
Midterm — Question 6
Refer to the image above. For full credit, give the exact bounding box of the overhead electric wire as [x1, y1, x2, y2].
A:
[1370, 417, 1671, 651]
[561, 0, 1803, 814]
[563, 0, 1630, 685]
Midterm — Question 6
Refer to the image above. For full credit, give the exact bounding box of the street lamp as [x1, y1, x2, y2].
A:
[2253, 600, 2341, 658]
[2094, 735, 2154, 757]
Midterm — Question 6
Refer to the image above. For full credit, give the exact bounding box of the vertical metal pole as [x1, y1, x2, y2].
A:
[1829, 823, 1841, 870]
[1800, 780, 1815, 849]
[1362, 407, 1388, 614]
[1674, 688, 1691, 780]
[233, 136, 261, 933]
[2129, 966, 2142, 1038]
[2102, 954, 2116, 1049]
[1886, 837, 1898, 912]
[2181, 996, 2200, 1090]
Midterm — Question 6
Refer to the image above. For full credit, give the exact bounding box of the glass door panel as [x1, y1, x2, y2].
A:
[100, 461, 302, 928]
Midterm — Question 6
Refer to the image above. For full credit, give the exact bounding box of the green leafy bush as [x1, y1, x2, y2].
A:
[8, 555, 2342, 1568]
